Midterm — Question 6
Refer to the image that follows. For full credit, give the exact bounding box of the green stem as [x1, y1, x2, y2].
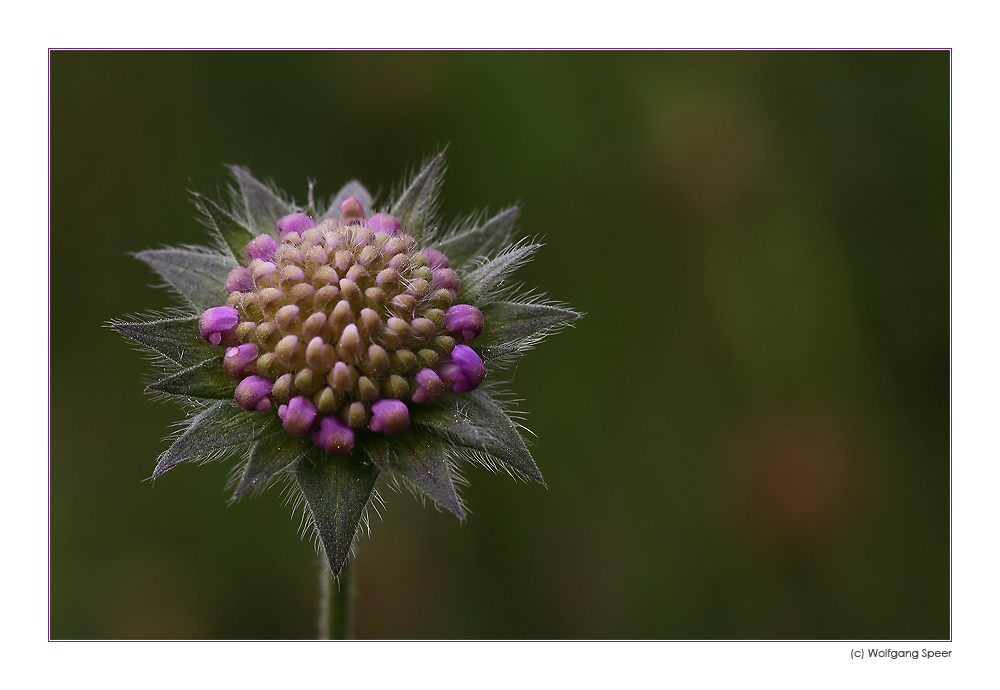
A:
[318, 554, 354, 640]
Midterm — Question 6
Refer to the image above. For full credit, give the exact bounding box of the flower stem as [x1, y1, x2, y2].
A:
[318, 554, 354, 640]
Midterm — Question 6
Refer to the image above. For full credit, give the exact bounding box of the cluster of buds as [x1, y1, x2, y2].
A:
[198, 198, 487, 456]
[115, 157, 581, 579]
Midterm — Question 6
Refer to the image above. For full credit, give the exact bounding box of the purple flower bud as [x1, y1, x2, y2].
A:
[437, 362, 467, 393]
[311, 415, 355, 456]
[424, 248, 450, 269]
[250, 259, 278, 280]
[376, 268, 399, 286]
[369, 399, 410, 435]
[433, 268, 460, 292]
[276, 213, 316, 237]
[367, 212, 401, 235]
[328, 361, 355, 392]
[246, 234, 278, 261]
[445, 304, 484, 341]
[278, 396, 318, 437]
[234, 375, 273, 411]
[225, 266, 253, 292]
[450, 344, 486, 392]
[199, 306, 239, 346]
[223, 343, 259, 378]
[280, 264, 306, 283]
[340, 197, 366, 225]
[411, 368, 444, 404]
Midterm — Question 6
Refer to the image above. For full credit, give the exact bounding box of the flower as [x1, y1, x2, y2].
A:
[111, 155, 581, 576]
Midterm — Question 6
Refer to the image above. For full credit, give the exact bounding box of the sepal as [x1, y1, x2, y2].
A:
[146, 356, 237, 399]
[194, 193, 258, 262]
[390, 153, 443, 240]
[229, 166, 294, 233]
[295, 448, 380, 576]
[367, 428, 466, 518]
[233, 416, 312, 497]
[435, 207, 518, 268]
[152, 400, 265, 478]
[135, 249, 233, 310]
[110, 315, 217, 366]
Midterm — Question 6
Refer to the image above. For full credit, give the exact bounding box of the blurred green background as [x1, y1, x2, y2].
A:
[50, 51, 949, 640]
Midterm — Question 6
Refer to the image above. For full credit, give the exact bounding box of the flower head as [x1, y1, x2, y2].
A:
[111, 155, 581, 575]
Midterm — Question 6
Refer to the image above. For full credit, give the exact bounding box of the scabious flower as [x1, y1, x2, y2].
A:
[111, 155, 580, 577]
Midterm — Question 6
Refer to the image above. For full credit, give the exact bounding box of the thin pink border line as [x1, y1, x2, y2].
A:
[948, 47, 954, 643]
[47, 47, 53, 644]
[50, 638, 953, 642]
[45, 47, 955, 51]
[46, 47, 955, 644]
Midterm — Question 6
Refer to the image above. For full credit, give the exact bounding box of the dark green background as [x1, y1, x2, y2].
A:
[50, 51, 949, 640]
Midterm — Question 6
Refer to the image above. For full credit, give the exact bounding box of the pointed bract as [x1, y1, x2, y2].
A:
[233, 417, 311, 497]
[461, 390, 544, 484]
[153, 401, 265, 478]
[111, 315, 217, 366]
[147, 356, 237, 399]
[435, 207, 519, 268]
[410, 404, 487, 446]
[195, 193, 258, 262]
[135, 249, 234, 310]
[390, 153, 444, 240]
[476, 301, 582, 361]
[229, 166, 294, 233]
[412, 390, 544, 485]
[457, 242, 541, 304]
[296, 450, 380, 576]
[367, 430, 466, 518]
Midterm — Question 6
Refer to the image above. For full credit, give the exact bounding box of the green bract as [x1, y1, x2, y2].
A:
[111, 155, 581, 576]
